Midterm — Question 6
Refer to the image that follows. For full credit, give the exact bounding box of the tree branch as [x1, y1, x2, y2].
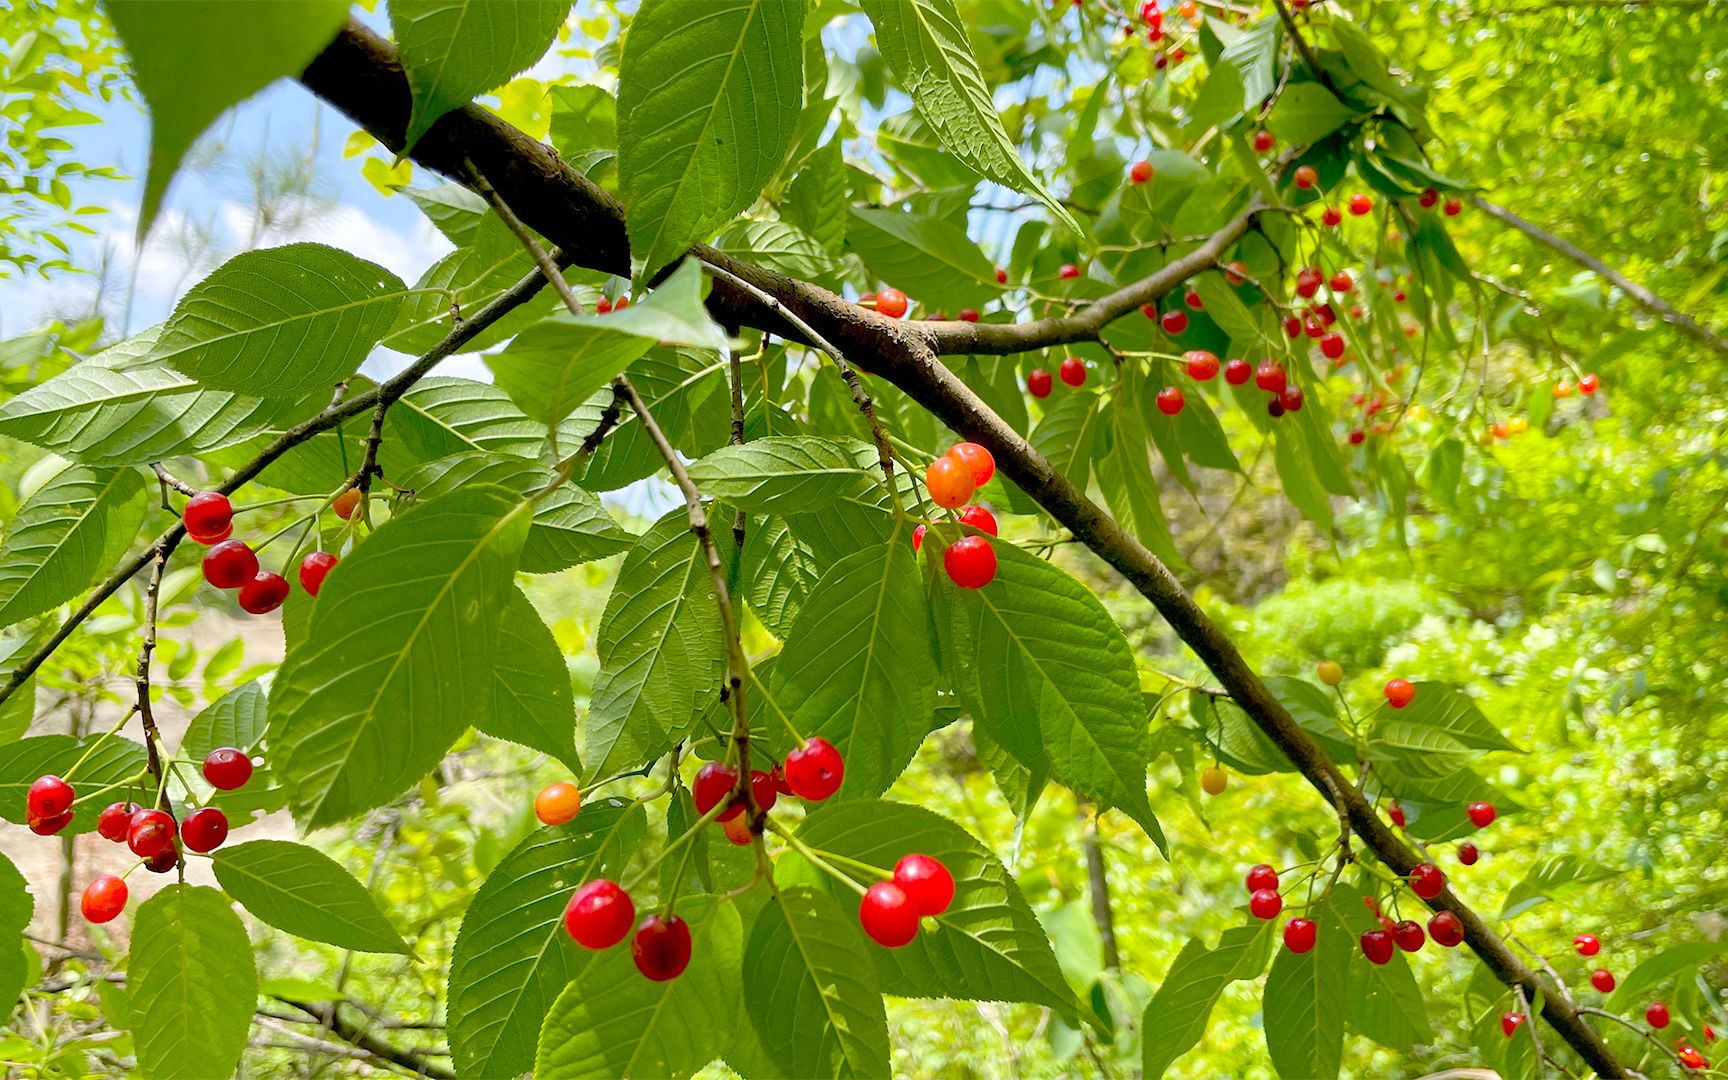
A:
[272, 997, 453, 1080]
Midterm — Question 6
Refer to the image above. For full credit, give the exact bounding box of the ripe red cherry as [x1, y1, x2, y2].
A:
[81, 875, 128, 924]
[1419, 188, 1439, 208]
[594, 296, 613, 314]
[1458, 842, 1479, 866]
[957, 505, 998, 536]
[912, 524, 926, 552]
[631, 913, 692, 980]
[1502, 1012, 1525, 1037]
[1329, 271, 1353, 293]
[180, 807, 229, 853]
[1648, 1002, 1671, 1029]
[994, 267, 1008, 284]
[26, 774, 74, 823]
[1279, 387, 1304, 412]
[128, 809, 177, 858]
[1321, 205, 1342, 227]
[1248, 888, 1282, 920]
[1591, 968, 1615, 992]
[1267, 399, 1285, 419]
[1680, 1046, 1707, 1070]
[859, 881, 920, 947]
[1252, 129, 1275, 152]
[1058, 264, 1080, 280]
[1184, 350, 1219, 380]
[1579, 372, 1600, 394]
[1283, 315, 1302, 338]
[1348, 428, 1366, 446]
[1410, 863, 1445, 899]
[894, 853, 956, 916]
[204, 747, 254, 791]
[1295, 267, 1323, 298]
[1155, 387, 1185, 415]
[183, 491, 233, 540]
[1183, 289, 1203, 310]
[1319, 332, 1346, 360]
[957, 308, 979, 323]
[238, 571, 289, 614]
[875, 288, 908, 318]
[202, 540, 259, 590]
[1383, 678, 1416, 708]
[1293, 165, 1318, 189]
[948, 443, 995, 488]
[144, 845, 178, 872]
[1245, 864, 1278, 893]
[298, 551, 338, 596]
[1059, 356, 1087, 387]
[1129, 160, 1154, 184]
[564, 879, 634, 949]
[28, 809, 72, 835]
[613, 295, 631, 311]
[1027, 369, 1053, 398]
[1388, 801, 1407, 828]
[1574, 933, 1601, 956]
[1348, 193, 1373, 216]
[1393, 919, 1425, 952]
[746, 770, 778, 815]
[1361, 929, 1394, 965]
[944, 535, 997, 589]
[1304, 314, 1325, 338]
[1254, 360, 1286, 395]
[693, 761, 742, 821]
[925, 455, 976, 509]
[769, 765, 792, 796]
[97, 800, 140, 842]
[1429, 910, 1465, 947]
[1283, 918, 1316, 953]
[1443, 197, 1462, 216]
[1223, 358, 1251, 385]
[784, 737, 844, 800]
[1467, 801, 1496, 828]
[1160, 309, 1188, 335]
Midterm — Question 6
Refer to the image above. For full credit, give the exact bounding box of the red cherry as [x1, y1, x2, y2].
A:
[630, 913, 692, 980]
[876, 288, 908, 318]
[693, 761, 742, 821]
[1468, 801, 1496, 828]
[1183, 289, 1203, 310]
[203, 747, 254, 791]
[784, 737, 844, 800]
[1304, 315, 1325, 338]
[1267, 399, 1285, 419]
[925, 455, 976, 509]
[183, 491, 233, 540]
[1388, 801, 1407, 828]
[1155, 387, 1185, 415]
[202, 540, 259, 589]
[1409, 863, 1445, 899]
[1502, 1012, 1526, 1037]
[26, 774, 74, 823]
[1591, 968, 1615, 992]
[1293, 165, 1318, 189]
[944, 535, 997, 589]
[238, 571, 289, 615]
[1059, 356, 1087, 387]
[1458, 842, 1479, 866]
[769, 766, 793, 796]
[1253, 360, 1287, 395]
[97, 801, 140, 843]
[1329, 271, 1353, 293]
[1027, 369, 1053, 398]
[894, 853, 956, 916]
[81, 874, 128, 923]
[1249, 889, 1282, 920]
[1393, 919, 1425, 952]
[1283, 315, 1303, 339]
[1321, 206, 1342, 227]
[28, 809, 71, 835]
[564, 879, 635, 949]
[1443, 197, 1462, 216]
[1295, 267, 1323, 298]
[128, 809, 177, 858]
[1245, 864, 1278, 893]
[1348, 429, 1366, 445]
[859, 881, 920, 947]
[747, 770, 778, 815]
[1184, 350, 1219, 380]
[1223, 358, 1252, 385]
[1160, 309, 1188, 335]
[1680, 1046, 1707, 1070]
[957, 308, 979, 323]
[1316, 300, 1337, 325]
[1383, 678, 1416, 708]
[948, 443, 995, 488]
[1419, 188, 1439, 208]
[1348, 193, 1373, 216]
[1129, 160, 1154, 184]
[1579, 372, 1600, 394]
[144, 845, 179, 873]
[298, 551, 338, 597]
[995, 267, 1008, 284]
[1283, 918, 1316, 953]
[1319, 332, 1346, 360]
[1169, 46, 1186, 64]
[1429, 910, 1465, 947]
[1708, 1025, 1718, 1044]
[1058, 264, 1080, 280]
[957, 505, 999, 536]
[1252, 130, 1275, 152]
[1224, 260, 1248, 285]
[180, 807, 229, 853]
[1574, 933, 1601, 956]
[1361, 929, 1394, 965]
[912, 524, 926, 552]
[1153, 50, 1168, 69]
[1648, 1002, 1671, 1029]
[1279, 387, 1304, 412]
[594, 296, 613, 314]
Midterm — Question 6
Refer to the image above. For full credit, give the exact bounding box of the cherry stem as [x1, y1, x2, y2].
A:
[764, 820, 868, 897]
[62, 707, 137, 782]
[69, 770, 149, 807]
[621, 796, 730, 894]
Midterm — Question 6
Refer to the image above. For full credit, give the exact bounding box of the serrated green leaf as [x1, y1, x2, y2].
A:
[178, 679, 284, 818]
[0, 735, 149, 835]
[1367, 682, 1522, 752]
[390, 376, 546, 462]
[1325, 884, 1432, 1050]
[403, 183, 489, 246]
[391, 0, 570, 152]
[686, 435, 876, 513]
[1031, 390, 1103, 494]
[744, 885, 890, 1079]
[448, 799, 646, 1078]
[1219, 18, 1279, 108]
[128, 885, 257, 1080]
[485, 586, 580, 772]
[1142, 923, 1273, 1077]
[1500, 856, 1621, 920]
[783, 137, 847, 252]
[0, 464, 146, 630]
[212, 840, 408, 953]
[719, 219, 838, 281]
[845, 206, 1001, 310]
[616, 0, 805, 276]
[0, 853, 32, 1011]
[536, 894, 741, 1079]
[1266, 81, 1363, 146]
[742, 514, 821, 638]
[385, 232, 550, 356]
[1099, 397, 1184, 570]
[1262, 889, 1349, 1080]
[269, 487, 531, 827]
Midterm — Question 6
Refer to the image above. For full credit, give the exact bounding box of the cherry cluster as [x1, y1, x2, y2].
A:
[918, 443, 1000, 589]
[187, 489, 347, 613]
[1026, 356, 1089, 398]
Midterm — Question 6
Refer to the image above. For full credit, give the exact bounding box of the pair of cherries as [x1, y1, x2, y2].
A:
[563, 881, 689, 981]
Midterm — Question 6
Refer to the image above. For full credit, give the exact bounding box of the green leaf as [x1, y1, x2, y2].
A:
[932, 535, 1163, 847]
[127, 885, 257, 1080]
[583, 510, 726, 778]
[616, 0, 805, 276]
[390, 0, 570, 152]
[389, 376, 546, 462]
[403, 183, 488, 247]
[1325, 884, 1431, 1051]
[1266, 81, 1363, 146]
[0, 464, 146, 630]
[147, 244, 406, 398]
[860, 0, 1077, 234]
[0, 735, 150, 835]
[783, 137, 847, 252]
[536, 894, 742, 1079]
[744, 885, 891, 1079]
[485, 586, 581, 772]
[686, 435, 876, 514]
[1099, 395, 1184, 570]
[1262, 889, 1349, 1080]
[1425, 437, 1465, 506]
[719, 219, 838, 280]
[212, 840, 409, 953]
[1141, 923, 1273, 1078]
[448, 799, 647, 1078]
[1367, 682, 1522, 752]
[791, 800, 1081, 1019]
[1500, 856, 1621, 920]
[741, 514, 822, 637]
[385, 229, 549, 356]
[0, 853, 33, 1011]
[269, 487, 531, 827]
[845, 207, 1001, 310]
[1607, 940, 1728, 1012]
[1219, 18, 1279, 109]
[767, 543, 933, 797]
[105, 1, 349, 238]
[1030, 390, 1103, 495]
[178, 680, 284, 817]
